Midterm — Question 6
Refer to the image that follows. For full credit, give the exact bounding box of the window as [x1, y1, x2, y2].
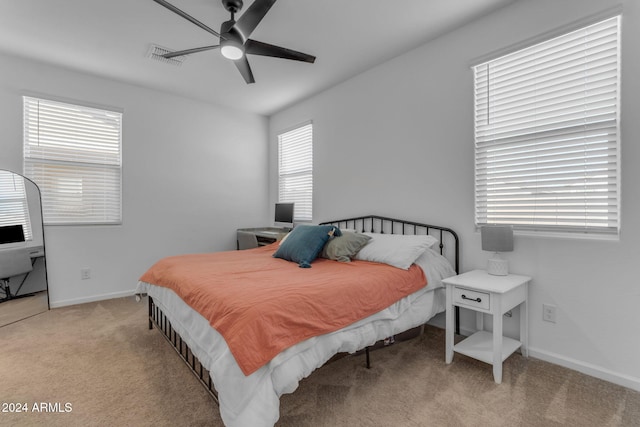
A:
[473, 16, 620, 235]
[278, 122, 313, 222]
[0, 170, 33, 240]
[23, 96, 122, 225]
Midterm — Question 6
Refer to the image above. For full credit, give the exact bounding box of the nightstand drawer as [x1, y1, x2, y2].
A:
[453, 287, 490, 310]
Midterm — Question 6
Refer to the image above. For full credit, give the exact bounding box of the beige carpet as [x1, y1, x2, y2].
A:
[0, 291, 49, 328]
[1, 297, 638, 427]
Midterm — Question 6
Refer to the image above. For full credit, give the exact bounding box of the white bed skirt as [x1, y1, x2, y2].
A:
[136, 280, 445, 427]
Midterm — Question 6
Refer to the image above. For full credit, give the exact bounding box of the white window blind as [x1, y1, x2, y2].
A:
[0, 170, 33, 240]
[23, 96, 122, 225]
[278, 123, 313, 222]
[474, 16, 620, 235]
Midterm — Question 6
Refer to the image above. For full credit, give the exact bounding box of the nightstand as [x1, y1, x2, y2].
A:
[443, 269, 531, 384]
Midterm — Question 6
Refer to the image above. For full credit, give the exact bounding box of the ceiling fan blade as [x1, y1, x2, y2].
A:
[233, 0, 277, 40]
[234, 56, 255, 84]
[153, 0, 221, 38]
[245, 39, 316, 63]
[163, 45, 220, 59]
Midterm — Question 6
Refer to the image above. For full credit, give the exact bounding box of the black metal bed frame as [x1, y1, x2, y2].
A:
[320, 215, 461, 363]
[319, 215, 459, 273]
[146, 215, 460, 407]
[148, 296, 219, 403]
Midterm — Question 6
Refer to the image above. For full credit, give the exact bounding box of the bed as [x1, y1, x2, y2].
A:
[136, 215, 459, 427]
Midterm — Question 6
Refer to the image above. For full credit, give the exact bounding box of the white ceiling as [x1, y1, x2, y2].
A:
[0, 0, 517, 116]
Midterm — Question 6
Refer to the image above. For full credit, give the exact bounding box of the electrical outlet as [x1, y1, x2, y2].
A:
[543, 304, 556, 323]
[81, 268, 91, 280]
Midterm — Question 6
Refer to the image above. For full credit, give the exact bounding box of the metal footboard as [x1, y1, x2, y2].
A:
[148, 296, 219, 404]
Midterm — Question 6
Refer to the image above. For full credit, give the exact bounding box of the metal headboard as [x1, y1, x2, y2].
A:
[320, 215, 459, 274]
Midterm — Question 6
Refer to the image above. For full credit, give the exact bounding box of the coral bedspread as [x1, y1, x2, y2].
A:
[139, 244, 427, 375]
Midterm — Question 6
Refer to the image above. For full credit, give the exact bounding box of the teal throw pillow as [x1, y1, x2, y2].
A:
[273, 225, 341, 268]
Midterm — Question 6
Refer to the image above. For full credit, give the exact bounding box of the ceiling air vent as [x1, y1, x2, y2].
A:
[146, 44, 187, 66]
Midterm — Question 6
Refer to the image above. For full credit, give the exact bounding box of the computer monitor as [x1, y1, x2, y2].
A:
[274, 203, 294, 230]
[0, 225, 25, 245]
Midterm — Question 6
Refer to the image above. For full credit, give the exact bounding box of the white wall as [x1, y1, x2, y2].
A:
[0, 53, 269, 307]
[269, 0, 640, 391]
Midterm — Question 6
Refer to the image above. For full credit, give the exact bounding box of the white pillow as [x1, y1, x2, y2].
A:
[413, 247, 457, 290]
[353, 233, 438, 269]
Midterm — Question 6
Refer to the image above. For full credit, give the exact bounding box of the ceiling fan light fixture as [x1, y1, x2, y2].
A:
[221, 39, 245, 60]
[153, 0, 316, 83]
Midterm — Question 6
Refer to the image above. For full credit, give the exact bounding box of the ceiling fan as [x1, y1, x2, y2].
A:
[152, 0, 316, 84]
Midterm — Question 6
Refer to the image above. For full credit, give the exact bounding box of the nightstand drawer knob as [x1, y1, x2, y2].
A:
[461, 294, 481, 303]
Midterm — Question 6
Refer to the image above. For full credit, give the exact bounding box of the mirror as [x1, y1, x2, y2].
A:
[0, 169, 49, 327]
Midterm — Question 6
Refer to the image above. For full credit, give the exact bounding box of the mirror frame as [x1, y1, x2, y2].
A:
[0, 168, 49, 324]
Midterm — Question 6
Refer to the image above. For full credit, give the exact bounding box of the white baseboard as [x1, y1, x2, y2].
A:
[428, 315, 640, 392]
[527, 346, 640, 393]
[49, 290, 136, 308]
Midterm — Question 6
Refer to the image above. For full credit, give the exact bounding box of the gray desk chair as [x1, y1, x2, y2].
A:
[0, 249, 33, 301]
[237, 231, 259, 250]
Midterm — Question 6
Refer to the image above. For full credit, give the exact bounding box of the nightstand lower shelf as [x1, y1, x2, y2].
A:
[454, 331, 522, 365]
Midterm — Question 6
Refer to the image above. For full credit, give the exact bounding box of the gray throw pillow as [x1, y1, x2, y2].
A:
[320, 232, 372, 262]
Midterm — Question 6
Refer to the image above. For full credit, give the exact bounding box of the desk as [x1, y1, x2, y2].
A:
[237, 227, 290, 249]
[0, 245, 43, 259]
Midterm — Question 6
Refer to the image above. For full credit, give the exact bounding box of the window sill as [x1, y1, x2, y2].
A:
[475, 228, 620, 242]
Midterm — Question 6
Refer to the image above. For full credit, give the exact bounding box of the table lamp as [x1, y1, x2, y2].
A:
[481, 225, 513, 276]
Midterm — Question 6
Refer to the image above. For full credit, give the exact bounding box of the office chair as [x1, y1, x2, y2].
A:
[237, 231, 259, 250]
[0, 249, 33, 302]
